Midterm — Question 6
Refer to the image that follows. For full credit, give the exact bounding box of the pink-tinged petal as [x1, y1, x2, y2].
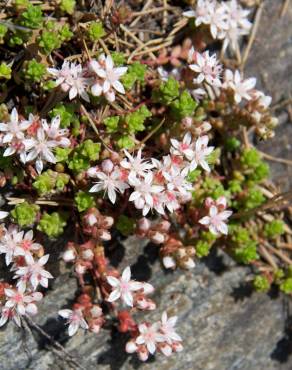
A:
[107, 289, 121, 303]
[17, 304, 26, 316]
[68, 322, 79, 336]
[200, 159, 211, 172]
[199, 216, 210, 225]
[107, 187, 117, 204]
[105, 90, 115, 102]
[89, 183, 104, 193]
[4, 289, 15, 298]
[103, 80, 111, 93]
[35, 159, 44, 174]
[146, 340, 156, 355]
[217, 221, 228, 235]
[122, 291, 133, 307]
[114, 67, 127, 77]
[91, 83, 103, 96]
[80, 318, 89, 330]
[69, 87, 77, 100]
[105, 55, 114, 70]
[209, 224, 219, 235]
[112, 80, 125, 94]
[10, 108, 18, 123]
[183, 10, 196, 18]
[129, 191, 141, 202]
[106, 276, 120, 287]
[26, 303, 38, 315]
[39, 254, 50, 265]
[3, 147, 15, 157]
[0, 211, 8, 219]
[3, 133, 13, 143]
[122, 266, 131, 282]
[59, 309, 72, 319]
[209, 205, 218, 217]
[219, 210, 233, 220]
[136, 335, 145, 345]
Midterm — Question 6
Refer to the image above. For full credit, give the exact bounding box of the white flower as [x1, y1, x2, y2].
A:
[209, 4, 229, 39]
[0, 307, 21, 327]
[224, 69, 256, 103]
[189, 50, 222, 87]
[58, 309, 89, 336]
[160, 311, 182, 345]
[0, 225, 22, 265]
[192, 135, 214, 172]
[14, 229, 42, 259]
[136, 322, 164, 355]
[120, 149, 154, 182]
[23, 124, 61, 174]
[48, 61, 91, 102]
[89, 54, 127, 102]
[106, 266, 142, 307]
[129, 172, 164, 216]
[170, 132, 194, 160]
[4, 285, 42, 317]
[199, 205, 232, 235]
[183, 0, 215, 26]
[42, 116, 71, 147]
[163, 167, 193, 196]
[89, 167, 129, 204]
[14, 254, 53, 290]
[0, 108, 32, 157]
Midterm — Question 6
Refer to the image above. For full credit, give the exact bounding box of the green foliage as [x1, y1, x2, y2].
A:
[74, 191, 95, 212]
[60, 0, 76, 14]
[253, 275, 270, 292]
[24, 59, 46, 82]
[38, 30, 61, 55]
[207, 148, 221, 165]
[228, 179, 242, 194]
[239, 186, 265, 210]
[0, 24, 8, 43]
[125, 105, 152, 133]
[55, 147, 72, 163]
[49, 103, 78, 129]
[68, 140, 101, 173]
[88, 22, 105, 41]
[111, 52, 126, 66]
[229, 225, 259, 264]
[20, 4, 43, 29]
[225, 137, 241, 151]
[0, 62, 11, 79]
[11, 201, 39, 227]
[38, 212, 67, 238]
[117, 135, 135, 149]
[14, 0, 30, 10]
[153, 77, 180, 104]
[0, 149, 12, 170]
[33, 170, 70, 196]
[195, 241, 211, 258]
[170, 90, 197, 119]
[104, 116, 119, 133]
[58, 24, 73, 42]
[121, 62, 147, 90]
[116, 215, 135, 236]
[240, 148, 269, 183]
[280, 278, 292, 294]
[201, 177, 230, 200]
[264, 220, 284, 239]
[187, 169, 201, 183]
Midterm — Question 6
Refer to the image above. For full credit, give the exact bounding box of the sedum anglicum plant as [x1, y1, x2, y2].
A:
[0, 0, 290, 365]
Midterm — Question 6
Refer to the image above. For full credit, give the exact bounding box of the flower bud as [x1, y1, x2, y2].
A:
[159, 220, 171, 232]
[183, 258, 195, 269]
[75, 263, 87, 275]
[125, 340, 137, 354]
[99, 230, 111, 241]
[162, 256, 176, 269]
[138, 218, 151, 232]
[151, 231, 165, 244]
[90, 305, 102, 318]
[63, 248, 76, 262]
[104, 216, 114, 228]
[81, 249, 94, 261]
[101, 159, 114, 173]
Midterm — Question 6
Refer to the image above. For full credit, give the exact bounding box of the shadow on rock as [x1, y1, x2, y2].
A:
[97, 326, 130, 370]
[230, 281, 254, 302]
[271, 299, 292, 363]
[36, 317, 69, 350]
[131, 243, 159, 281]
[202, 248, 230, 276]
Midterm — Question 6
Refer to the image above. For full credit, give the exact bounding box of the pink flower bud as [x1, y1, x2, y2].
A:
[173, 342, 183, 352]
[99, 230, 111, 241]
[181, 116, 193, 129]
[104, 216, 114, 227]
[125, 340, 137, 354]
[90, 305, 102, 318]
[63, 248, 76, 262]
[162, 256, 176, 269]
[137, 348, 149, 361]
[87, 167, 99, 177]
[101, 159, 114, 173]
[159, 220, 171, 232]
[81, 249, 94, 261]
[142, 282, 154, 295]
[183, 258, 195, 269]
[88, 214, 97, 226]
[75, 263, 87, 275]
[205, 197, 214, 208]
[151, 232, 165, 244]
[138, 218, 151, 232]
[160, 344, 172, 356]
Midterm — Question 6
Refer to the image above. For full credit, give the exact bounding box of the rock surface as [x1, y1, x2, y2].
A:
[0, 1, 292, 369]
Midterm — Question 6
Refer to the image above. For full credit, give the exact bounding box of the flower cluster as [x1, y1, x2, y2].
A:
[0, 225, 52, 326]
[0, 110, 70, 174]
[126, 311, 183, 361]
[183, 0, 252, 53]
[88, 132, 215, 216]
[48, 54, 128, 103]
